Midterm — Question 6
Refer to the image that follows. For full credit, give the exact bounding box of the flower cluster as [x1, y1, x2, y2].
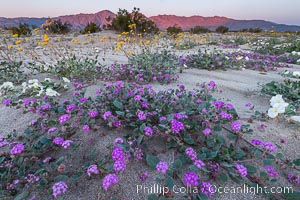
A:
[87, 164, 99, 177]
[265, 166, 279, 177]
[183, 171, 199, 186]
[267, 95, 289, 118]
[234, 164, 247, 177]
[251, 139, 276, 152]
[52, 181, 68, 198]
[102, 173, 119, 191]
[156, 161, 169, 174]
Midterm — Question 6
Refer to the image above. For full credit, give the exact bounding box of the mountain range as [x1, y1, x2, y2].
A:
[1, 10, 300, 32]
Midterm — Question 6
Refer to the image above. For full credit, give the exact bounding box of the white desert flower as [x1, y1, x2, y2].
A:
[267, 107, 280, 118]
[62, 77, 70, 83]
[45, 88, 59, 96]
[28, 79, 39, 84]
[297, 59, 300, 63]
[44, 78, 51, 82]
[273, 103, 288, 114]
[270, 95, 285, 107]
[0, 82, 14, 89]
[293, 71, 300, 77]
[245, 56, 249, 61]
[21, 82, 27, 87]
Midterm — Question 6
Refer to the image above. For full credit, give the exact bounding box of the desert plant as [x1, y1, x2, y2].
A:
[189, 26, 211, 34]
[9, 23, 32, 36]
[216, 26, 229, 34]
[81, 22, 101, 34]
[111, 7, 159, 34]
[43, 19, 71, 34]
[166, 25, 183, 35]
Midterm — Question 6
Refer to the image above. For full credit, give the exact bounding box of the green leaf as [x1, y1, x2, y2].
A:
[14, 190, 29, 200]
[148, 194, 159, 200]
[263, 159, 274, 166]
[284, 190, 300, 200]
[146, 154, 159, 169]
[35, 168, 47, 175]
[113, 100, 123, 110]
[184, 137, 195, 145]
[0, 157, 5, 164]
[219, 172, 228, 184]
[245, 164, 257, 174]
[166, 176, 174, 188]
[58, 107, 65, 113]
[173, 159, 182, 169]
[71, 172, 83, 180]
[54, 175, 69, 182]
[39, 136, 50, 145]
[115, 111, 125, 116]
[56, 156, 65, 165]
[293, 159, 300, 166]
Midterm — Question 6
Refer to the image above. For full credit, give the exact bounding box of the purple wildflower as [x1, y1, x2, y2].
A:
[102, 173, 119, 191]
[174, 113, 188, 119]
[202, 128, 211, 135]
[185, 147, 197, 161]
[52, 181, 68, 198]
[61, 140, 73, 149]
[287, 174, 300, 185]
[58, 114, 71, 124]
[48, 127, 58, 134]
[53, 137, 64, 145]
[184, 171, 199, 186]
[137, 111, 146, 120]
[170, 119, 184, 134]
[235, 164, 248, 177]
[89, 110, 98, 118]
[265, 166, 279, 177]
[2, 99, 11, 106]
[10, 143, 25, 155]
[199, 181, 214, 198]
[144, 126, 153, 136]
[139, 171, 149, 182]
[87, 164, 99, 176]
[82, 125, 90, 133]
[262, 142, 276, 152]
[156, 161, 169, 174]
[251, 139, 263, 145]
[231, 121, 241, 131]
[134, 147, 144, 160]
[113, 160, 126, 172]
[194, 160, 206, 168]
[113, 138, 124, 145]
[112, 146, 125, 161]
[103, 111, 112, 120]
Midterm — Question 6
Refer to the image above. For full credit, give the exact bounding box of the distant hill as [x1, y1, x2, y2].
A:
[1, 10, 300, 32]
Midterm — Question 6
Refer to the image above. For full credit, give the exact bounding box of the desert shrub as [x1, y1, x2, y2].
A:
[189, 26, 211, 34]
[166, 25, 183, 35]
[240, 28, 262, 33]
[216, 26, 229, 34]
[0, 61, 26, 85]
[9, 23, 32, 36]
[111, 7, 159, 34]
[81, 22, 101, 34]
[101, 48, 180, 84]
[43, 19, 71, 34]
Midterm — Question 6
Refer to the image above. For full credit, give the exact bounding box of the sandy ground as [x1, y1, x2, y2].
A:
[0, 31, 299, 200]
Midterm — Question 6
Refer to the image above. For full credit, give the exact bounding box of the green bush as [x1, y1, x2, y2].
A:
[216, 26, 229, 34]
[110, 7, 159, 34]
[9, 23, 32, 36]
[44, 19, 71, 34]
[166, 25, 183, 35]
[81, 22, 101, 34]
[189, 26, 211, 34]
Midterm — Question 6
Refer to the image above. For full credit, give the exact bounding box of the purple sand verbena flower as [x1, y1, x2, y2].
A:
[231, 121, 241, 131]
[10, 143, 25, 155]
[185, 147, 197, 161]
[113, 160, 126, 172]
[184, 171, 199, 186]
[87, 164, 99, 176]
[53, 137, 64, 145]
[58, 114, 71, 124]
[199, 181, 214, 198]
[82, 125, 90, 133]
[265, 166, 279, 177]
[61, 140, 73, 149]
[112, 146, 125, 161]
[144, 126, 153, 136]
[52, 181, 68, 198]
[170, 119, 184, 134]
[194, 160, 206, 168]
[103, 111, 112, 120]
[89, 110, 98, 118]
[102, 173, 119, 191]
[156, 161, 169, 174]
[235, 164, 248, 177]
[202, 128, 211, 135]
